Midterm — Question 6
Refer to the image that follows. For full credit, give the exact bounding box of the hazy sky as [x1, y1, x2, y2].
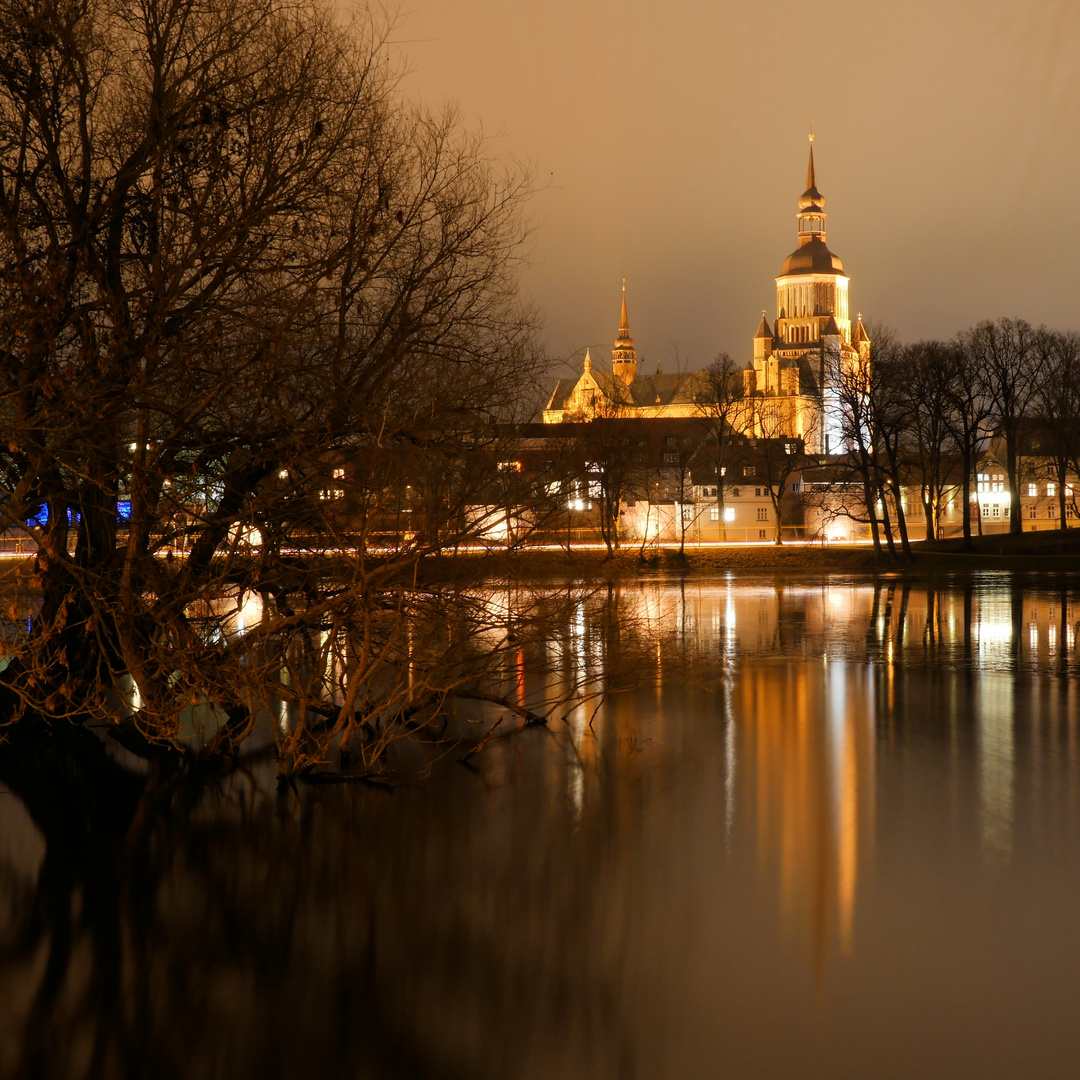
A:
[388, 0, 1079, 375]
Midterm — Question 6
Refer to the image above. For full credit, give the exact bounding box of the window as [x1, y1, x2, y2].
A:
[710, 507, 720, 521]
[588, 479, 601, 499]
[743, 466, 755, 477]
[663, 452, 679, 463]
[498, 460, 522, 473]
[1027, 484, 1038, 497]
[790, 481, 800, 493]
[681, 505, 694, 521]
[1069, 505, 1078, 519]
[724, 507, 735, 522]
[1029, 506, 1038, 518]
[332, 467, 345, 479]
[754, 487, 762, 497]
[758, 529, 768, 539]
[992, 505, 1001, 517]
[1048, 483, 1057, 497]
[757, 507, 768, 521]
[665, 436, 677, 447]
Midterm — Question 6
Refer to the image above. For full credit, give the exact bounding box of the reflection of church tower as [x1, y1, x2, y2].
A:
[774, 136, 851, 347]
[612, 281, 637, 385]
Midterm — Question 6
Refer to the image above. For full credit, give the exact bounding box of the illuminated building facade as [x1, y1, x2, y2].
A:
[542, 138, 871, 455]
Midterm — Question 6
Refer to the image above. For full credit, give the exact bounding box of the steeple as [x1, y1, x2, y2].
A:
[612, 279, 637, 385]
[797, 130, 826, 244]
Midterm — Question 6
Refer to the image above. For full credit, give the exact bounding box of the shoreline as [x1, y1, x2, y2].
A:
[427, 533, 1080, 579]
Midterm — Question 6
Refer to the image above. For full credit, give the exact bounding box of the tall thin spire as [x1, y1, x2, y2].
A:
[612, 279, 637, 386]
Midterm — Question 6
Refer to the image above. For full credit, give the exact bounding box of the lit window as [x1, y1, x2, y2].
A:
[710, 507, 720, 521]
[333, 467, 345, 479]
[724, 507, 735, 522]
[1027, 484, 1038, 497]
[1048, 483, 1057, 497]
[743, 466, 755, 477]
[278, 469, 289, 479]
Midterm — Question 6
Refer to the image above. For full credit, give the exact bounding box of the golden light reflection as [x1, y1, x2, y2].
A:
[741, 659, 876, 968]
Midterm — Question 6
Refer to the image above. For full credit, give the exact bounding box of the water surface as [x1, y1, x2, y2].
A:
[2, 571, 1080, 1079]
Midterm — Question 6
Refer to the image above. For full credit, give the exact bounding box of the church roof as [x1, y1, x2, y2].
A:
[544, 378, 581, 412]
[754, 313, 773, 339]
[780, 236, 845, 277]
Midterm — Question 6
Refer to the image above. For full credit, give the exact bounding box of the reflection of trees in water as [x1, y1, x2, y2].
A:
[4, 574, 1080, 1078]
[0, 721, 642, 1080]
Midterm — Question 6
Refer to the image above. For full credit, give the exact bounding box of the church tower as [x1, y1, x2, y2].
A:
[773, 135, 851, 348]
[611, 281, 638, 385]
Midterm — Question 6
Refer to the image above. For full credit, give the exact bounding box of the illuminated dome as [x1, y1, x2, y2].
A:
[780, 236, 845, 276]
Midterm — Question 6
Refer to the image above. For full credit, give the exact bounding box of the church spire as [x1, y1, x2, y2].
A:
[612, 279, 637, 386]
[797, 129, 826, 245]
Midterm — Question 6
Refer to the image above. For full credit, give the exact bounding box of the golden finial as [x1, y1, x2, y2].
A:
[809, 121, 815, 143]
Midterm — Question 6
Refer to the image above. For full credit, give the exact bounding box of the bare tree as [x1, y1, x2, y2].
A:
[961, 318, 1045, 535]
[1034, 328, 1080, 525]
[750, 399, 810, 545]
[691, 353, 751, 540]
[0, 0, 544, 776]
[905, 341, 964, 540]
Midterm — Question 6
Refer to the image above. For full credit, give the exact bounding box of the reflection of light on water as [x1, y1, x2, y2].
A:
[723, 682, 736, 850]
[973, 595, 1014, 667]
[978, 673, 1015, 866]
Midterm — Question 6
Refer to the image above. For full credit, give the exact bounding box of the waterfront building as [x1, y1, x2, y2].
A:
[542, 137, 871, 455]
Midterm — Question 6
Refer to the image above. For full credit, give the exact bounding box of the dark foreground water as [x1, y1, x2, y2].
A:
[3, 571, 1080, 1079]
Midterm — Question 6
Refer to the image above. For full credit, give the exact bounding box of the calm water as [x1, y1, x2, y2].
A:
[3, 572, 1080, 1079]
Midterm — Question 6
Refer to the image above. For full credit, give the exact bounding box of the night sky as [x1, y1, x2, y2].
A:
[392, 0, 1079, 375]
